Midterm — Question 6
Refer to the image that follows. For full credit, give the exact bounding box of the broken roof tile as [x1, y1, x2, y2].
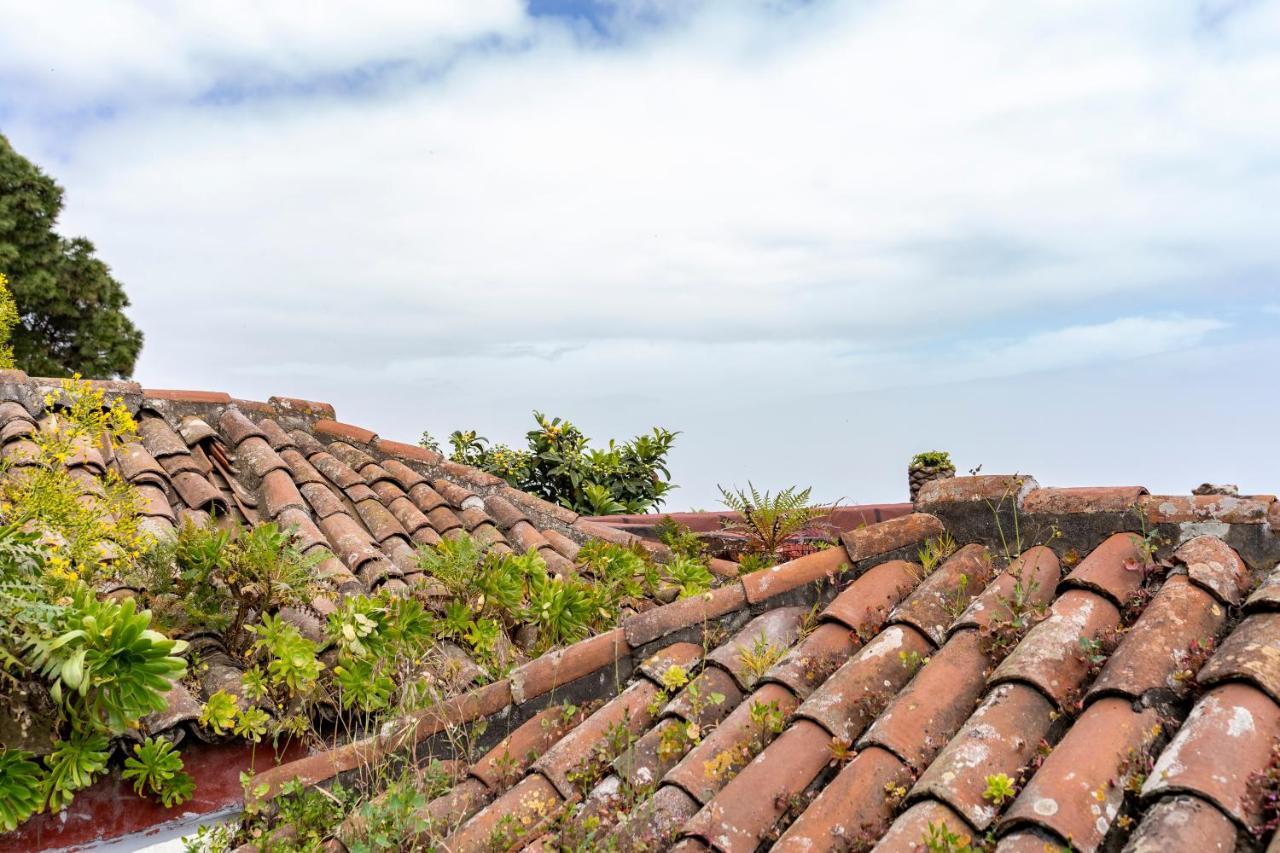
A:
[1173, 534, 1252, 607]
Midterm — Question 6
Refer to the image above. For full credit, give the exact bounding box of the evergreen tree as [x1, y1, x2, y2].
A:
[0, 133, 142, 378]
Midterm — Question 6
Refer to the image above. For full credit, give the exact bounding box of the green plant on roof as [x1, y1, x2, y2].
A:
[122, 737, 194, 808]
[0, 748, 43, 831]
[982, 772, 1017, 805]
[717, 483, 829, 561]
[438, 412, 678, 515]
[920, 820, 977, 853]
[911, 450, 953, 469]
[0, 272, 17, 370]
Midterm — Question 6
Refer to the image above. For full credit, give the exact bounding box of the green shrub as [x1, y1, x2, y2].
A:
[438, 412, 677, 515]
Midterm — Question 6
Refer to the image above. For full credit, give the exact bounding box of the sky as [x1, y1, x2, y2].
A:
[2, 0, 1278, 509]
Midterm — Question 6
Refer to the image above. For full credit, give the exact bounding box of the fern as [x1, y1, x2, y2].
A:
[718, 483, 827, 557]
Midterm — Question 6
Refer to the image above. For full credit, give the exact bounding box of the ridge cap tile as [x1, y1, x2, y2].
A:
[314, 418, 378, 446]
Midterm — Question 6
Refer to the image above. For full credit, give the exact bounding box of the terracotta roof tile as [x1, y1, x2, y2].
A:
[313, 418, 378, 445]
[323, 440, 376, 471]
[1001, 696, 1162, 850]
[623, 584, 748, 648]
[255, 417, 295, 451]
[1059, 531, 1148, 607]
[886, 544, 992, 646]
[510, 628, 630, 704]
[143, 388, 232, 404]
[218, 408, 266, 445]
[988, 588, 1121, 709]
[1021, 485, 1149, 514]
[1124, 795, 1239, 853]
[1196, 612, 1280, 704]
[472, 704, 589, 792]
[952, 546, 1059, 635]
[170, 470, 226, 513]
[137, 415, 189, 458]
[446, 773, 562, 851]
[131, 484, 173, 521]
[860, 629, 992, 772]
[917, 474, 1038, 507]
[532, 678, 661, 799]
[308, 450, 365, 489]
[1087, 574, 1226, 704]
[819, 558, 920, 634]
[764, 622, 860, 700]
[1173, 534, 1252, 606]
[1142, 682, 1280, 830]
[1246, 564, 1280, 613]
[117, 442, 167, 485]
[680, 718, 831, 851]
[874, 799, 976, 851]
[773, 744, 911, 851]
[353, 497, 408, 543]
[261, 468, 305, 517]
[841, 511, 946, 562]
[911, 681, 1055, 830]
[664, 681, 799, 805]
[796, 624, 933, 742]
[705, 607, 807, 691]
[1142, 493, 1275, 524]
[608, 784, 701, 851]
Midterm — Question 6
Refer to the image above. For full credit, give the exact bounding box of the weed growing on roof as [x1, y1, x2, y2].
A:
[122, 736, 193, 807]
[130, 518, 324, 656]
[737, 631, 786, 685]
[917, 533, 958, 576]
[982, 772, 1017, 805]
[920, 820, 980, 852]
[898, 649, 929, 674]
[978, 571, 1048, 662]
[2, 376, 144, 579]
[656, 514, 706, 562]
[717, 483, 832, 566]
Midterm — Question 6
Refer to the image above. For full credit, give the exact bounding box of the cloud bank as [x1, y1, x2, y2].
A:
[1, 0, 1277, 503]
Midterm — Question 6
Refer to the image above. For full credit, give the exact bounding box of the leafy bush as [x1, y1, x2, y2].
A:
[431, 412, 677, 515]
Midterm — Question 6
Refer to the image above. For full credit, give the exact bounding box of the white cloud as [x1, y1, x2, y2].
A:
[1, 0, 1277, 503]
[0, 1, 527, 104]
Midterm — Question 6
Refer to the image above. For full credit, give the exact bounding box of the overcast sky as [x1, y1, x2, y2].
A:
[2, 0, 1278, 508]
